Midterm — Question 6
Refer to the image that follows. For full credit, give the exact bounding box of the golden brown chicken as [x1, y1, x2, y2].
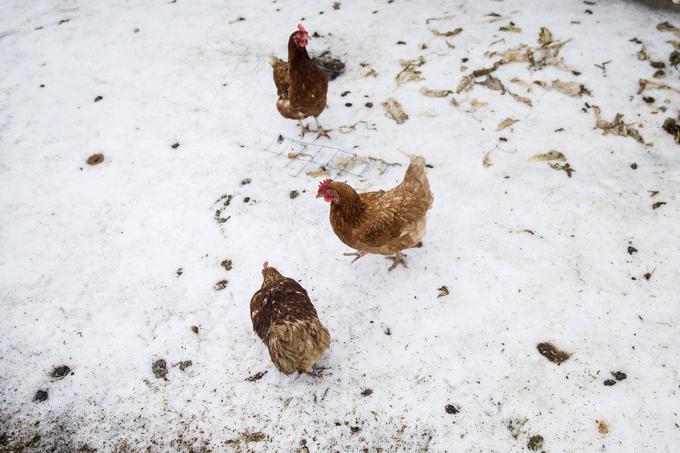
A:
[271, 24, 330, 138]
[316, 156, 433, 271]
[250, 262, 331, 375]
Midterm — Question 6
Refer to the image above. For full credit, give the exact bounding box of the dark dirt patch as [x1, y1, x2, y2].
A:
[361, 388, 373, 397]
[86, 153, 104, 165]
[537, 342, 571, 364]
[650, 61, 666, 69]
[33, 389, 48, 403]
[241, 178, 251, 185]
[243, 431, 266, 443]
[93, 95, 102, 102]
[527, 434, 544, 451]
[289, 190, 299, 199]
[152, 359, 168, 380]
[644, 271, 653, 280]
[243, 197, 250, 203]
[350, 426, 361, 434]
[604, 379, 616, 386]
[627, 246, 638, 255]
[445, 404, 459, 414]
[642, 96, 655, 103]
[437, 286, 449, 298]
[662, 118, 680, 144]
[177, 360, 192, 371]
[671, 50, 679, 68]
[171, 142, 180, 149]
[246, 371, 268, 382]
[384, 327, 391, 335]
[612, 371, 627, 381]
[191, 325, 199, 334]
[214, 279, 229, 291]
[176, 267, 183, 277]
[214, 194, 233, 224]
[50, 365, 71, 380]
[311, 51, 345, 80]
[652, 201, 666, 210]
[221, 259, 233, 271]
[365, 102, 373, 108]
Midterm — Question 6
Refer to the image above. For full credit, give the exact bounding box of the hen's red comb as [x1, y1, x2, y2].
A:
[318, 178, 333, 192]
[297, 23, 308, 34]
[263, 261, 269, 269]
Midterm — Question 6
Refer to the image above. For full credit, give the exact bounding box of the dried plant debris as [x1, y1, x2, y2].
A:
[306, 167, 331, 178]
[532, 150, 566, 161]
[362, 67, 379, 78]
[662, 117, 680, 144]
[537, 342, 571, 364]
[536, 79, 591, 97]
[445, 404, 459, 414]
[311, 50, 345, 81]
[426, 15, 455, 24]
[221, 259, 233, 271]
[437, 286, 449, 298]
[499, 22, 522, 33]
[509, 92, 532, 106]
[246, 370, 268, 382]
[419, 87, 453, 97]
[652, 201, 666, 210]
[86, 153, 104, 165]
[396, 56, 425, 86]
[549, 162, 575, 178]
[592, 106, 645, 144]
[657, 21, 680, 38]
[611, 371, 627, 381]
[383, 98, 408, 124]
[486, 36, 578, 74]
[496, 117, 518, 131]
[177, 360, 192, 371]
[638, 78, 680, 95]
[361, 388, 373, 397]
[638, 46, 649, 61]
[430, 27, 462, 38]
[476, 74, 506, 93]
[510, 77, 533, 92]
[483, 151, 493, 168]
[538, 27, 553, 46]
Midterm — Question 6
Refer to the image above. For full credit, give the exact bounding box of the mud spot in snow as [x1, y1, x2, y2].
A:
[152, 359, 168, 380]
[537, 342, 571, 364]
[86, 153, 104, 165]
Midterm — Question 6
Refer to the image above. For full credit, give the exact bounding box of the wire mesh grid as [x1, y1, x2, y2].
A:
[264, 135, 401, 179]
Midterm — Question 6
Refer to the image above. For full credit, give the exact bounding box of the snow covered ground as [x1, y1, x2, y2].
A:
[1, 0, 679, 451]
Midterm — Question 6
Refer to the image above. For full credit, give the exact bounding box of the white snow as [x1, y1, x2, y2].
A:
[1, 0, 679, 451]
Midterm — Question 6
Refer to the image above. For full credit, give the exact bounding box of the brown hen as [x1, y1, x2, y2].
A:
[250, 262, 331, 375]
[316, 156, 433, 271]
[271, 24, 329, 138]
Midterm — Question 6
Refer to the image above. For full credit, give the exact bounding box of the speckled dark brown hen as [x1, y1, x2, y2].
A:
[250, 262, 330, 375]
[271, 24, 329, 137]
[316, 156, 433, 271]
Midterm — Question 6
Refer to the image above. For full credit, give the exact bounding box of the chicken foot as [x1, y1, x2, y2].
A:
[385, 252, 408, 271]
[297, 120, 313, 138]
[343, 251, 367, 263]
[313, 117, 332, 140]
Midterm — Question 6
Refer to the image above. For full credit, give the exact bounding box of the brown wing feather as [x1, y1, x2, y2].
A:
[271, 56, 290, 98]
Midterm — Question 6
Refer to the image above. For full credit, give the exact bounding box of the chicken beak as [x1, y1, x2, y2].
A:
[315, 192, 322, 198]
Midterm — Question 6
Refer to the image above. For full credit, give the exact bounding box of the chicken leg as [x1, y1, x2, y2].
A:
[297, 120, 312, 138]
[385, 252, 408, 271]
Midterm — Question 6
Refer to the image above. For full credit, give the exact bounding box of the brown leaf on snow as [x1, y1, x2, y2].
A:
[657, 21, 680, 38]
[456, 59, 507, 93]
[496, 117, 518, 131]
[362, 67, 379, 78]
[430, 27, 463, 38]
[510, 77, 533, 93]
[469, 98, 488, 110]
[382, 98, 408, 124]
[591, 106, 645, 144]
[538, 27, 553, 46]
[475, 74, 506, 93]
[419, 87, 453, 97]
[483, 151, 493, 168]
[485, 38, 578, 74]
[550, 79, 592, 97]
[549, 162, 575, 177]
[637, 46, 649, 61]
[396, 56, 425, 86]
[532, 150, 566, 161]
[637, 78, 680, 95]
[510, 92, 532, 106]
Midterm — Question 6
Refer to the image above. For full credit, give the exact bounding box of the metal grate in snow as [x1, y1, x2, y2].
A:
[265, 136, 402, 179]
